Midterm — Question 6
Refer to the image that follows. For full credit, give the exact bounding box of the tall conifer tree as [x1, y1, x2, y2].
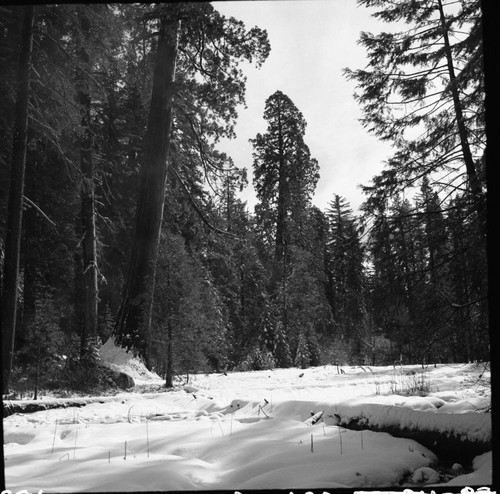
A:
[1, 5, 35, 394]
[251, 90, 319, 263]
[114, 3, 269, 365]
[347, 0, 485, 232]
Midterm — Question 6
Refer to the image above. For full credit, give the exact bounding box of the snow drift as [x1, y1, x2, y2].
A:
[3, 349, 492, 491]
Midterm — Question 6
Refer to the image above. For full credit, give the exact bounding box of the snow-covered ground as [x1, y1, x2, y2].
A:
[3, 342, 492, 492]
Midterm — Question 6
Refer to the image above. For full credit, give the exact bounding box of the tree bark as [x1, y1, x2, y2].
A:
[21, 195, 36, 342]
[1, 5, 35, 395]
[274, 100, 290, 340]
[114, 18, 180, 366]
[165, 253, 174, 388]
[76, 8, 98, 356]
[275, 100, 287, 263]
[165, 317, 174, 387]
[437, 0, 486, 235]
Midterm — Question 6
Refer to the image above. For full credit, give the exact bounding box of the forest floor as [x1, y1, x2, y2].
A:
[3, 342, 493, 492]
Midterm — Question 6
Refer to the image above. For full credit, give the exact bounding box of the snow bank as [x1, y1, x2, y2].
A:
[98, 338, 163, 386]
[335, 402, 491, 444]
[411, 466, 440, 484]
[4, 362, 492, 491]
[436, 452, 493, 487]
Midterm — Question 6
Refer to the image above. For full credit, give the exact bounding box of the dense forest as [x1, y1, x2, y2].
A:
[0, 1, 488, 397]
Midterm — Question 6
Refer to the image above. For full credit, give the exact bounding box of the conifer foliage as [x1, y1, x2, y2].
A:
[347, 0, 488, 363]
[345, 0, 486, 230]
[1, 5, 35, 394]
[251, 90, 319, 261]
[0, 1, 488, 396]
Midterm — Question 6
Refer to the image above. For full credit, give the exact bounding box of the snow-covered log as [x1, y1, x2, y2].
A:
[304, 410, 324, 425]
[336, 404, 491, 464]
[3, 395, 118, 417]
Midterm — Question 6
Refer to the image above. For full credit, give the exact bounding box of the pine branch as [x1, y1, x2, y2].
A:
[28, 113, 81, 177]
[386, 89, 443, 105]
[437, 287, 486, 309]
[170, 163, 239, 240]
[179, 108, 236, 173]
[23, 195, 56, 227]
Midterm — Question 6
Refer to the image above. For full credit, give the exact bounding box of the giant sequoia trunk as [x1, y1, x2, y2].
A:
[275, 103, 290, 339]
[114, 18, 180, 367]
[1, 5, 35, 395]
[275, 101, 287, 264]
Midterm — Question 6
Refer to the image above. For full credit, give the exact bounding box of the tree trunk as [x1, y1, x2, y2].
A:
[165, 317, 174, 388]
[21, 197, 36, 342]
[76, 8, 98, 356]
[275, 101, 287, 263]
[437, 0, 486, 235]
[1, 5, 35, 395]
[114, 18, 180, 366]
[274, 101, 290, 340]
[226, 179, 232, 233]
[165, 254, 174, 388]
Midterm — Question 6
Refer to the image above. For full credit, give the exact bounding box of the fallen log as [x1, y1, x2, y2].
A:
[336, 405, 491, 465]
[3, 388, 166, 418]
[2, 364, 137, 418]
[3, 395, 113, 418]
[305, 410, 324, 425]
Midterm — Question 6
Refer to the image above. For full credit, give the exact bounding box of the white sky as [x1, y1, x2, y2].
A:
[212, 0, 395, 214]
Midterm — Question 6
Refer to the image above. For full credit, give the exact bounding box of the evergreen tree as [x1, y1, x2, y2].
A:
[0, 8, 21, 224]
[114, 3, 269, 363]
[347, 0, 486, 232]
[351, 0, 487, 364]
[364, 195, 415, 361]
[251, 91, 320, 366]
[273, 320, 292, 368]
[0, 4, 131, 388]
[445, 193, 488, 361]
[416, 176, 448, 284]
[284, 245, 332, 367]
[153, 232, 228, 384]
[1, 5, 35, 394]
[74, 6, 98, 356]
[0, 4, 275, 393]
[294, 329, 309, 369]
[231, 230, 269, 366]
[17, 290, 65, 399]
[251, 90, 319, 262]
[114, 12, 180, 364]
[325, 195, 365, 342]
[363, 180, 488, 364]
